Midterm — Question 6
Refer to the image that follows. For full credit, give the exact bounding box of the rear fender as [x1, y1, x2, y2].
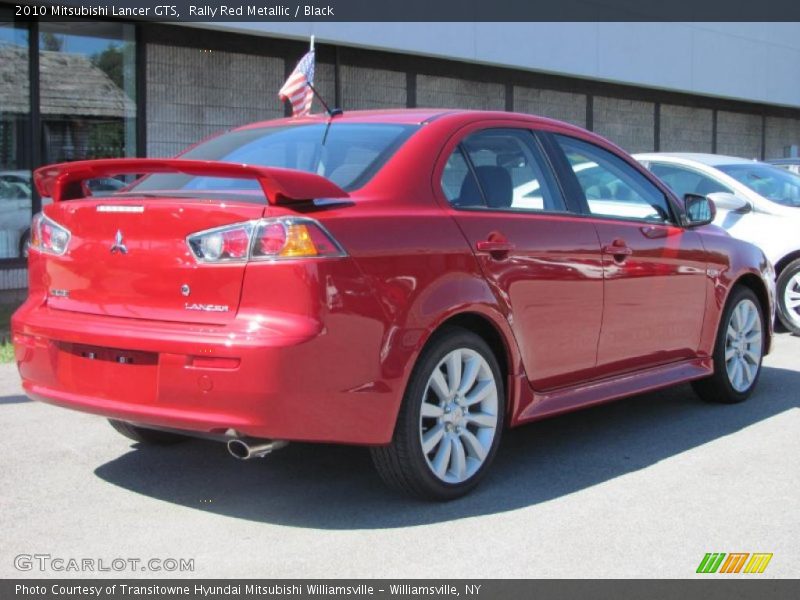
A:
[369, 268, 527, 432]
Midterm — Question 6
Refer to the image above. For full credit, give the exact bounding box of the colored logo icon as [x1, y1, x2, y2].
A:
[697, 553, 773, 574]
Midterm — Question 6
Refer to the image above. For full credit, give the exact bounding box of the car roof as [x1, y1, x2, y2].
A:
[767, 157, 800, 165]
[235, 108, 588, 134]
[237, 108, 452, 127]
[633, 152, 762, 167]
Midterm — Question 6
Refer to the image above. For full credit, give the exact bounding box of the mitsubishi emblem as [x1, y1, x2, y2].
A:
[110, 229, 128, 254]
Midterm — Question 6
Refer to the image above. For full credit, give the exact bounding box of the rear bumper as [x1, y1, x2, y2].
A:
[12, 299, 399, 444]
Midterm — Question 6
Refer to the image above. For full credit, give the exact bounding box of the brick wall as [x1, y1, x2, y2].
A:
[513, 87, 586, 128]
[147, 44, 285, 157]
[313, 62, 336, 114]
[764, 116, 800, 159]
[592, 97, 655, 154]
[416, 75, 504, 110]
[660, 105, 714, 153]
[341, 66, 406, 109]
[144, 42, 800, 164]
[716, 111, 763, 159]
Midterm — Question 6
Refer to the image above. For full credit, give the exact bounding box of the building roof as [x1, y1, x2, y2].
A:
[0, 43, 135, 118]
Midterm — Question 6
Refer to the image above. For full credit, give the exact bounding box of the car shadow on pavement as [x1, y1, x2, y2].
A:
[94, 365, 799, 530]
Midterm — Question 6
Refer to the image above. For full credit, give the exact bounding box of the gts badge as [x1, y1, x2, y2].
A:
[50, 289, 69, 298]
[185, 303, 229, 313]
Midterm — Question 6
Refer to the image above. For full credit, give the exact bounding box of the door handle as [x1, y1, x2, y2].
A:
[602, 241, 633, 258]
[476, 240, 515, 254]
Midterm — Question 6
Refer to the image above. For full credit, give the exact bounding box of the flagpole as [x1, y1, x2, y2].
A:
[305, 34, 341, 118]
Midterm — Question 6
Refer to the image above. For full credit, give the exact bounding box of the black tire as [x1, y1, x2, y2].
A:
[776, 258, 800, 335]
[691, 286, 765, 404]
[108, 419, 188, 445]
[371, 326, 505, 501]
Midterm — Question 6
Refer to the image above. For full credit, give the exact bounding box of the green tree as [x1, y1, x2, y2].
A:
[92, 44, 124, 89]
[40, 32, 63, 52]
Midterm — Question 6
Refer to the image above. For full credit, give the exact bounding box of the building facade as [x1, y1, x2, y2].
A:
[2, 14, 800, 289]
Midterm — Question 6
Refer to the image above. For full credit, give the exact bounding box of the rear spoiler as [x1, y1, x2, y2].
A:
[33, 158, 349, 205]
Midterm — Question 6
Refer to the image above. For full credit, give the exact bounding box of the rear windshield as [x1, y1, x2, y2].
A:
[717, 163, 800, 208]
[126, 123, 418, 198]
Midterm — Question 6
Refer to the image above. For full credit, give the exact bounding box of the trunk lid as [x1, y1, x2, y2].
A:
[42, 198, 266, 324]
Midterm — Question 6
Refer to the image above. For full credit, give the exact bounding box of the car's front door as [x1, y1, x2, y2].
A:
[436, 126, 604, 390]
[550, 134, 708, 375]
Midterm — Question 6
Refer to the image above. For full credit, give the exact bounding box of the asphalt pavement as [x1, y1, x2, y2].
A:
[1, 334, 798, 579]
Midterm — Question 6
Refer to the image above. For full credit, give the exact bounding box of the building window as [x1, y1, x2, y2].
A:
[39, 22, 137, 165]
[0, 20, 138, 262]
[0, 17, 31, 260]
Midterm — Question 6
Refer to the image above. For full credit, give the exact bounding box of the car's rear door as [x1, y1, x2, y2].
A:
[435, 124, 603, 390]
[547, 134, 708, 375]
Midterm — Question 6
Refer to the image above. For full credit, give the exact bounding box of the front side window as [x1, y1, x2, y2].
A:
[440, 128, 565, 212]
[717, 163, 800, 208]
[556, 135, 672, 223]
[130, 123, 417, 199]
[647, 163, 731, 200]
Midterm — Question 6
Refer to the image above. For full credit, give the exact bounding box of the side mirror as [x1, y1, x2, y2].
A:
[706, 191, 752, 213]
[683, 193, 716, 227]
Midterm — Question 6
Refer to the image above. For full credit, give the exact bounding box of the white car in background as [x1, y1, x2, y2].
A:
[0, 171, 126, 258]
[635, 153, 800, 334]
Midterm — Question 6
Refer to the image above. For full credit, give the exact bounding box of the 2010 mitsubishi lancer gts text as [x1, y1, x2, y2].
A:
[12, 110, 775, 500]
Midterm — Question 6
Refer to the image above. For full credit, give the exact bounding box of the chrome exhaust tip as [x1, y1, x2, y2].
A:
[227, 438, 287, 460]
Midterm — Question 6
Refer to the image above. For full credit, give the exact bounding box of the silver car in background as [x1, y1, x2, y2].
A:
[0, 171, 126, 258]
[635, 153, 800, 335]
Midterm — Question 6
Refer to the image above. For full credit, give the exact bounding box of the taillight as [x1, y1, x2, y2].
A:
[251, 218, 343, 259]
[187, 217, 345, 263]
[30, 213, 71, 256]
[188, 222, 254, 262]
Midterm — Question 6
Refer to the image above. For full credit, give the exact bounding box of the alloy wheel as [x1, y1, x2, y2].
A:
[724, 298, 763, 393]
[784, 272, 800, 326]
[418, 348, 499, 484]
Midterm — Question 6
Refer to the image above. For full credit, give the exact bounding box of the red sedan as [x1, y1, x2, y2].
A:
[12, 110, 775, 500]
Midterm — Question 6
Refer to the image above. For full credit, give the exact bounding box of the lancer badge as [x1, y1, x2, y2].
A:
[110, 230, 128, 254]
[185, 303, 229, 312]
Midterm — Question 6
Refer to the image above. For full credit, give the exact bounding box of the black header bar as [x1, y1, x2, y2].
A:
[5, 0, 800, 22]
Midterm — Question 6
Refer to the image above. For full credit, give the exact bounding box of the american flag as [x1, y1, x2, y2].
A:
[279, 49, 315, 117]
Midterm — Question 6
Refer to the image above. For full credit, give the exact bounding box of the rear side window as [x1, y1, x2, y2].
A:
[647, 163, 731, 200]
[441, 149, 482, 206]
[440, 128, 566, 213]
[555, 135, 673, 223]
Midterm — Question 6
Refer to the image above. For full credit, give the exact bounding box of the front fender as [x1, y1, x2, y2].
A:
[697, 227, 775, 357]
